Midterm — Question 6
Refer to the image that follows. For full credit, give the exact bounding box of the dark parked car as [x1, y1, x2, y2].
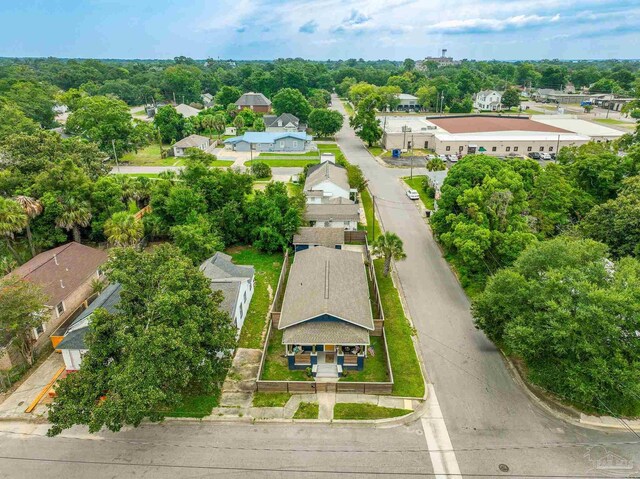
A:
[528, 152, 541, 160]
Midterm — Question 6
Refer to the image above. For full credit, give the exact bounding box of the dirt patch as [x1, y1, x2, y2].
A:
[222, 348, 263, 393]
[382, 156, 427, 167]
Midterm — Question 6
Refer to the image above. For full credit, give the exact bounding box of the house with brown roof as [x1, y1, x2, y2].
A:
[293, 227, 344, 252]
[277, 247, 374, 377]
[172, 134, 211, 157]
[0, 242, 107, 370]
[235, 92, 272, 113]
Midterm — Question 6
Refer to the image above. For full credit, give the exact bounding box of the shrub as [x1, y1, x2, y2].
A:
[251, 162, 272, 179]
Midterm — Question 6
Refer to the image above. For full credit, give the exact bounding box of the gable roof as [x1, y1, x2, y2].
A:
[293, 227, 344, 247]
[304, 161, 349, 193]
[263, 113, 300, 128]
[175, 103, 200, 118]
[201, 93, 214, 101]
[8, 242, 107, 307]
[304, 203, 359, 222]
[57, 283, 122, 351]
[200, 252, 254, 320]
[235, 92, 271, 107]
[173, 134, 209, 148]
[278, 247, 373, 332]
[224, 132, 312, 144]
[396, 93, 418, 100]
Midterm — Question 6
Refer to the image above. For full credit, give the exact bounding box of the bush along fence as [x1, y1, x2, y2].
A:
[255, 234, 394, 394]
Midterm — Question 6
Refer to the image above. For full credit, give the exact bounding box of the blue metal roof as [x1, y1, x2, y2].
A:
[224, 132, 312, 144]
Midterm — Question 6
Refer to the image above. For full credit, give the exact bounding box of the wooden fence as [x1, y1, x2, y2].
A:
[269, 250, 290, 326]
[344, 230, 367, 244]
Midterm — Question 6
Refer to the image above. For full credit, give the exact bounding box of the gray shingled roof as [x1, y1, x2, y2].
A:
[209, 281, 241, 319]
[293, 227, 344, 247]
[283, 321, 370, 345]
[263, 113, 300, 128]
[200, 252, 254, 280]
[304, 203, 359, 222]
[175, 103, 201, 118]
[304, 161, 350, 194]
[57, 283, 122, 351]
[235, 92, 271, 107]
[173, 134, 209, 148]
[278, 246, 373, 339]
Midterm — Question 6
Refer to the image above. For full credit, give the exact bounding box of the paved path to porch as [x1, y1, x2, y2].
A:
[317, 391, 336, 420]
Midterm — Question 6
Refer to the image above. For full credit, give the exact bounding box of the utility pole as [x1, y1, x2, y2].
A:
[403, 125, 407, 150]
[173, 92, 176, 105]
[556, 134, 560, 157]
[112, 139, 120, 174]
[440, 92, 445, 114]
[410, 134, 414, 180]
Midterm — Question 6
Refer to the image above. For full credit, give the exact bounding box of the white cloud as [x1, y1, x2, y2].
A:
[428, 13, 560, 34]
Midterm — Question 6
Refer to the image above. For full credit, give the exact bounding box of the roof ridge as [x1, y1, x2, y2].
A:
[17, 242, 74, 277]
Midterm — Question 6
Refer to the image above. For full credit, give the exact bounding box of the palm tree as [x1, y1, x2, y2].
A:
[372, 231, 407, 277]
[56, 197, 92, 244]
[104, 212, 143, 247]
[200, 115, 215, 141]
[212, 112, 227, 141]
[0, 197, 28, 263]
[14, 196, 43, 257]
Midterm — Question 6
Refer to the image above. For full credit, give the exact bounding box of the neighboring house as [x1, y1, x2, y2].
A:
[172, 134, 210, 157]
[395, 93, 419, 111]
[224, 132, 313, 152]
[474, 90, 503, 111]
[175, 103, 200, 118]
[201, 93, 214, 108]
[293, 227, 344, 252]
[304, 202, 359, 231]
[56, 283, 122, 372]
[235, 92, 272, 113]
[200, 252, 254, 332]
[277, 247, 374, 377]
[304, 160, 353, 204]
[263, 113, 306, 132]
[0, 242, 107, 371]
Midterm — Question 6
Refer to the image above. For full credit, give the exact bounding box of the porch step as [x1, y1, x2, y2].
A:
[315, 364, 339, 378]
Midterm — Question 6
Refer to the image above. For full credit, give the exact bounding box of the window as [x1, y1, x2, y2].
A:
[97, 269, 104, 278]
[514, 147, 519, 152]
[424, 141, 429, 149]
[446, 146, 451, 151]
[33, 323, 45, 339]
[243, 291, 247, 303]
[279, 141, 285, 148]
[492, 147, 497, 152]
[549, 146, 554, 152]
[56, 301, 65, 317]
[527, 146, 532, 152]
[292, 140, 298, 148]
[506, 147, 511, 152]
[239, 303, 243, 319]
[459, 146, 464, 152]
[539, 146, 544, 151]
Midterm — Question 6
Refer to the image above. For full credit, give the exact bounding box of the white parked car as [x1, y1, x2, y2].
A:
[539, 152, 552, 160]
[426, 154, 437, 160]
[449, 155, 459, 163]
[439, 154, 448, 161]
[406, 189, 420, 200]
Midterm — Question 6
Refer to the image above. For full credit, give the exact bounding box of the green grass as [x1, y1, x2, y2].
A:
[228, 247, 284, 349]
[121, 143, 181, 167]
[340, 336, 389, 382]
[333, 403, 412, 420]
[402, 176, 435, 210]
[261, 327, 311, 381]
[211, 160, 235, 167]
[343, 101, 355, 117]
[521, 109, 545, 115]
[166, 392, 220, 418]
[374, 259, 425, 398]
[367, 146, 384, 157]
[258, 151, 319, 157]
[245, 159, 319, 168]
[317, 143, 341, 151]
[360, 189, 380, 239]
[252, 392, 291, 407]
[594, 118, 634, 126]
[293, 402, 319, 419]
[287, 182, 302, 197]
[117, 173, 162, 178]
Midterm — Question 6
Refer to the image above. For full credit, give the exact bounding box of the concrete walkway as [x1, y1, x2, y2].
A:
[317, 391, 336, 421]
[0, 353, 64, 420]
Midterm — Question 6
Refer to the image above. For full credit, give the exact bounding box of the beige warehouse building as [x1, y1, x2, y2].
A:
[380, 115, 622, 156]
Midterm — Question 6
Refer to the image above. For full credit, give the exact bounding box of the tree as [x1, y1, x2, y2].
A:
[170, 217, 224, 264]
[307, 108, 343, 137]
[348, 82, 377, 105]
[415, 85, 438, 111]
[5, 81, 57, 128]
[104, 212, 143, 247]
[162, 65, 202, 104]
[0, 197, 28, 263]
[55, 197, 92, 243]
[236, 107, 256, 128]
[272, 88, 312, 122]
[214, 86, 242, 108]
[232, 115, 245, 132]
[372, 231, 407, 276]
[472, 237, 640, 417]
[154, 105, 185, 143]
[501, 88, 521, 110]
[426, 157, 446, 171]
[403, 58, 416, 71]
[350, 94, 382, 147]
[65, 95, 134, 156]
[251, 161, 272, 179]
[252, 117, 265, 132]
[47, 244, 237, 435]
[308, 88, 331, 109]
[13, 196, 43, 258]
[211, 112, 227, 140]
[0, 276, 48, 365]
[0, 98, 38, 138]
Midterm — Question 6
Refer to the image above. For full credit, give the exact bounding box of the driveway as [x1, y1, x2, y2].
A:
[331, 95, 638, 477]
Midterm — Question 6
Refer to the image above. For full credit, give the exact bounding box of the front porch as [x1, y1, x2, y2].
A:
[286, 344, 367, 377]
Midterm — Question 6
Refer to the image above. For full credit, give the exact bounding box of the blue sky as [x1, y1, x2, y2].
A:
[0, 0, 638, 60]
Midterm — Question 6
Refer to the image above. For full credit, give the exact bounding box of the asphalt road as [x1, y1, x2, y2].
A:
[330, 95, 640, 477]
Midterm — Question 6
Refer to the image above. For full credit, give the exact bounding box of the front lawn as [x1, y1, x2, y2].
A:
[375, 259, 425, 398]
[595, 118, 634, 126]
[360, 189, 380, 239]
[245, 159, 319, 168]
[317, 143, 341, 152]
[166, 392, 220, 418]
[228, 247, 284, 349]
[252, 392, 291, 407]
[367, 146, 384, 157]
[294, 402, 319, 419]
[261, 327, 311, 381]
[340, 336, 389, 382]
[211, 160, 235, 167]
[333, 403, 411, 420]
[258, 151, 319, 157]
[402, 176, 435, 210]
[121, 143, 180, 167]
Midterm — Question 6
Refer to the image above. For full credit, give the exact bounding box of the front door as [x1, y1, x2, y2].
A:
[324, 345, 335, 363]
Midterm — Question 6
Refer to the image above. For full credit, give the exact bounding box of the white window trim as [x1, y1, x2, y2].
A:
[55, 301, 65, 318]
